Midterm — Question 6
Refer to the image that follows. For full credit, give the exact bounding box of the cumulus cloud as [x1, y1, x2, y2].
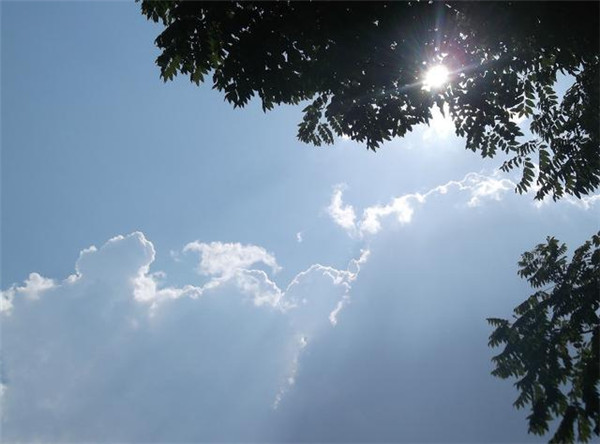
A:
[285, 248, 370, 330]
[326, 184, 357, 234]
[183, 241, 281, 277]
[328, 170, 599, 238]
[328, 171, 520, 237]
[1, 272, 55, 314]
[464, 173, 515, 207]
[360, 193, 425, 235]
[271, 248, 370, 409]
[0, 232, 370, 440]
[75, 233, 155, 282]
[175, 241, 284, 308]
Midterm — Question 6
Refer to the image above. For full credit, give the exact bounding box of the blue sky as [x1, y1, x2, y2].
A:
[1, 2, 598, 442]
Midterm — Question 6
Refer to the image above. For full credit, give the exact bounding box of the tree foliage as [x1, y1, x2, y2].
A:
[140, 1, 599, 201]
[488, 234, 600, 442]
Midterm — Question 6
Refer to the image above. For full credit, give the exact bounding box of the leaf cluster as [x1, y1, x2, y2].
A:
[140, 1, 599, 201]
[488, 233, 600, 442]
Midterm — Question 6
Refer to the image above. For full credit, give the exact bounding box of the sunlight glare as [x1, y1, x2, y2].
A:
[423, 65, 450, 90]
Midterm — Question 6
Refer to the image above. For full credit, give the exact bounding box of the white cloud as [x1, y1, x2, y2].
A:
[183, 241, 280, 277]
[1, 232, 370, 440]
[270, 248, 370, 409]
[178, 241, 283, 308]
[327, 184, 357, 234]
[233, 269, 284, 308]
[296, 231, 303, 243]
[360, 193, 425, 234]
[1, 272, 55, 314]
[277, 248, 370, 347]
[75, 232, 156, 282]
[183, 241, 281, 277]
[328, 170, 599, 239]
[464, 173, 515, 207]
[328, 171, 519, 237]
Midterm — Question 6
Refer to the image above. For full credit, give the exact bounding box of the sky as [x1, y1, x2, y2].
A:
[1, 2, 598, 442]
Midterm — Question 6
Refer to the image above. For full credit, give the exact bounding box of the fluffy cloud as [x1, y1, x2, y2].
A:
[183, 241, 281, 277]
[271, 248, 369, 409]
[327, 170, 599, 237]
[0, 232, 369, 441]
[75, 232, 155, 282]
[1, 272, 55, 314]
[179, 241, 283, 308]
[360, 193, 425, 235]
[327, 184, 357, 234]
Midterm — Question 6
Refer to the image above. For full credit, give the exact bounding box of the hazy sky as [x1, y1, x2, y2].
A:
[1, 2, 598, 442]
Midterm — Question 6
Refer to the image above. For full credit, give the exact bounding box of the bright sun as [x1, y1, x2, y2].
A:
[423, 65, 450, 90]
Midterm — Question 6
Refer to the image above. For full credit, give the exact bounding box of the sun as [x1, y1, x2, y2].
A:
[423, 65, 450, 90]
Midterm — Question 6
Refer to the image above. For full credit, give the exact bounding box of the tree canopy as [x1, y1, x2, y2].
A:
[140, 1, 599, 201]
[488, 234, 599, 442]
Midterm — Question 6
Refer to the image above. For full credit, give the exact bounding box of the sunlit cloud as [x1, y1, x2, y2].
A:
[0, 272, 55, 314]
[327, 183, 357, 235]
[175, 241, 284, 308]
[183, 241, 281, 278]
[1, 232, 371, 432]
[327, 170, 599, 238]
[271, 247, 370, 408]
[466, 175, 514, 207]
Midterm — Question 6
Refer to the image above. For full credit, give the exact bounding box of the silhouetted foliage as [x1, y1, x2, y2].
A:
[140, 1, 599, 201]
[488, 234, 599, 442]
